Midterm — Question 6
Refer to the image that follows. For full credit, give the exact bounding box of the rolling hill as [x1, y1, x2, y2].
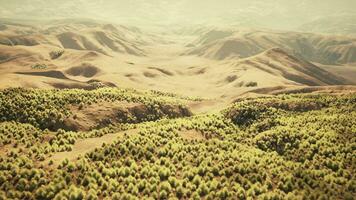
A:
[0, 19, 147, 56]
[185, 28, 356, 65]
[299, 14, 356, 35]
[0, 20, 355, 101]
[0, 10, 356, 200]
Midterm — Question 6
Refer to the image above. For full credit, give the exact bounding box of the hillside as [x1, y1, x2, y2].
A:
[0, 19, 147, 56]
[1, 0, 356, 199]
[0, 21, 355, 102]
[0, 89, 355, 199]
[220, 48, 348, 86]
[185, 28, 356, 65]
[0, 13, 356, 200]
[299, 14, 356, 35]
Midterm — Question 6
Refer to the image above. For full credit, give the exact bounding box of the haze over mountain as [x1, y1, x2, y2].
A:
[0, 18, 355, 100]
[184, 27, 356, 64]
[0, 0, 355, 100]
[299, 14, 356, 35]
[1, 2, 356, 200]
[1, 0, 356, 30]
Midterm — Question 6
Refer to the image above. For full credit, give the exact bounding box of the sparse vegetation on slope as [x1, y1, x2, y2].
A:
[49, 50, 64, 60]
[31, 63, 48, 70]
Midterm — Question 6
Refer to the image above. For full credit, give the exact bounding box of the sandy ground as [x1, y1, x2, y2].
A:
[1, 21, 355, 170]
[48, 128, 208, 167]
[179, 129, 205, 141]
[1, 22, 355, 101]
[49, 129, 138, 166]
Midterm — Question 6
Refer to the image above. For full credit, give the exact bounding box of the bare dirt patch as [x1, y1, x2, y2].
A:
[64, 102, 141, 131]
[49, 128, 138, 166]
[64, 101, 192, 131]
[179, 129, 205, 141]
[188, 99, 230, 114]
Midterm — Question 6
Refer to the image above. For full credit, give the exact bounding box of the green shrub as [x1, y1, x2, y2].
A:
[31, 64, 47, 69]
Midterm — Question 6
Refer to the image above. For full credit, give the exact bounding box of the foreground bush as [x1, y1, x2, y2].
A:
[0, 92, 355, 199]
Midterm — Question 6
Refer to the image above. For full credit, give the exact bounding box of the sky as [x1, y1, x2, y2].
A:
[0, 0, 355, 29]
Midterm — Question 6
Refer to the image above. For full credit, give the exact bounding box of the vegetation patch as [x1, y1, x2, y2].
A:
[0, 91, 355, 199]
[31, 63, 48, 69]
[0, 87, 192, 130]
[49, 50, 64, 60]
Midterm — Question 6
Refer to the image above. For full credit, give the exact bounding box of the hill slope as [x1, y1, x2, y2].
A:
[0, 20, 355, 100]
[299, 14, 356, 35]
[0, 19, 147, 56]
[204, 48, 349, 91]
[185, 28, 356, 65]
[0, 91, 355, 199]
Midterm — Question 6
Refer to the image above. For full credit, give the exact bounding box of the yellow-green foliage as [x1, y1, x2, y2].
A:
[31, 64, 47, 69]
[0, 88, 191, 130]
[0, 91, 355, 199]
[49, 50, 64, 60]
[0, 122, 43, 147]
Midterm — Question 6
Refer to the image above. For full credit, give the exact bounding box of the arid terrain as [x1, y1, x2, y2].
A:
[1, 19, 355, 101]
[0, 14, 355, 200]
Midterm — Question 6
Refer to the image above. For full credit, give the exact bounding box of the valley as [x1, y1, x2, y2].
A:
[0, 16, 355, 200]
[0, 19, 355, 101]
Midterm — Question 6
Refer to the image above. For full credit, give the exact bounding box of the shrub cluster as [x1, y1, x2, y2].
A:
[0, 91, 355, 199]
[0, 88, 192, 130]
[49, 50, 65, 60]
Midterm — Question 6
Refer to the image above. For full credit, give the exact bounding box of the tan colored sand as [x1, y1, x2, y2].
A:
[0, 21, 355, 101]
[49, 129, 138, 166]
[179, 129, 205, 141]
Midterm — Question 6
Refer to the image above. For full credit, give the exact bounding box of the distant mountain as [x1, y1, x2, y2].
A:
[299, 14, 356, 35]
[184, 28, 356, 65]
[0, 19, 147, 56]
[241, 48, 348, 86]
[1, 0, 356, 29]
[206, 47, 349, 89]
[0, 19, 353, 95]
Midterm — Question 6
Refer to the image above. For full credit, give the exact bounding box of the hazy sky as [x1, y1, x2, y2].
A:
[1, 0, 355, 29]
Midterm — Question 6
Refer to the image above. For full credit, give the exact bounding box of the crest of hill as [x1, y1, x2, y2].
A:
[185, 28, 356, 65]
[228, 48, 349, 86]
[0, 20, 147, 57]
[299, 14, 356, 36]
